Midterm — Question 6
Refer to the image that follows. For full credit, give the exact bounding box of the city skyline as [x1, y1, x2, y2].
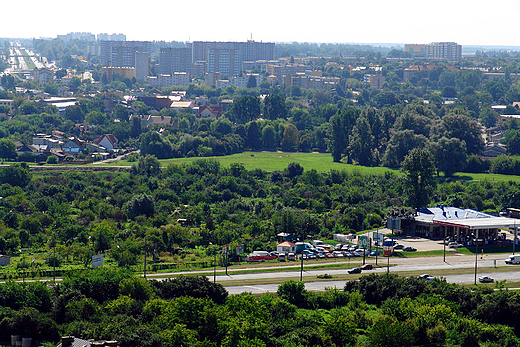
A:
[3, 0, 520, 46]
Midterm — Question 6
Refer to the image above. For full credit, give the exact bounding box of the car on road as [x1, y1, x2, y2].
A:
[448, 242, 464, 248]
[348, 267, 362, 274]
[404, 246, 417, 252]
[419, 274, 435, 281]
[360, 264, 373, 270]
[478, 276, 494, 283]
[393, 244, 404, 250]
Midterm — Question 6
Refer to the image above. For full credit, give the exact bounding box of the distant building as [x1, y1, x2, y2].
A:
[0, 99, 13, 112]
[135, 51, 150, 82]
[101, 67, 136, 82]
[145, 72, 190, 88]
[32, 67, 55, 84]
[159, 47, 192, 74]
[97, 33, 126, 41]
[364, 74, 386, 88]
[100, 41, 152, 68]
[57, 32, 96, 43]
[94, 134, 118, 150]
[405, 42, 462, 60]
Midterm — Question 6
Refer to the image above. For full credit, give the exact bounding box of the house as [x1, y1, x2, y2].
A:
[276, 241, 296, 254]
[14, 141, 34, 155]
[170, 101, 193, 113]
[481, 142, 507, 159]
[94, 134, 118, 150]
[62, 137, 85, 157]
[197, 105, 223, 119]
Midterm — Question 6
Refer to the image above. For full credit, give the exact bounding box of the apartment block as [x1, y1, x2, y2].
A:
[146, 73, 191, 88]
[100, 41, 152, 67]
[159, 47, 192, 74]
[405, 42, 462, 61]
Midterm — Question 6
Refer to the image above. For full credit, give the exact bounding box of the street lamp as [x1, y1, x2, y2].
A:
[300, 224, 307, 282]
[473, 232, 478, 285]
[210, 242, 216, 283]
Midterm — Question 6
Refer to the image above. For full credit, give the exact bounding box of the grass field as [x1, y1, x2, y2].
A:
[107, 151, 520, 182]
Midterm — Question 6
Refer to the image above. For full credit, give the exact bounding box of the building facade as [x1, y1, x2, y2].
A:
[100, 41, 152, 67]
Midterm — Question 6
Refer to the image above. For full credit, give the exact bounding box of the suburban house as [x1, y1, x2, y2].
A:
[62, 137, 85, 157]
[197, 105, 223, 119]
[94, 134, 118, 150]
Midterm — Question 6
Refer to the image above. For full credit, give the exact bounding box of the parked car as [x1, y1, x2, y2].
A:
[316, 252, 325, 259]
[370, 250, 380, 256]
[360, 264, 373, 270]
[278, 253, 286, 261]
[335, 243, 343, 250]
[479, 276, 494, 283]
[448, 242, 464, 248]
[348, 267, 362, 274]
[393, 244, 404, 250]
[418, 274, 435, 281]
[287, 252, 296, 261]
[324, 251, 335, 258]
[404, 246, 417, 252]
[333, 251, 344, 258]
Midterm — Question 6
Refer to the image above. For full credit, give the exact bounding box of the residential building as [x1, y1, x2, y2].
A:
[94, 134, 118, 150]
[266, 63, 307, 79]
[208, 48, 241, 77]
[197, 105, 223, 119]
[32, 67, 55, 84]
[101, 67, 136, 81]
[145, 72, 191, 88]
[100, 41, 152, 67]
[135, 51, 149, 82]
[97, 33, 126, 41]
[57, 32, 96, 42]
[159, 47, 192, 74]
[62, 137, 85, 157]
[0, 99, 13, 112]
[404, 44, 427, 58]
[364, 74, 386, 88]
[405, 42, 462, 61]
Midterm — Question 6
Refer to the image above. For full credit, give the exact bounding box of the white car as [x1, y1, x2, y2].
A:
[448, 242, 463, 248]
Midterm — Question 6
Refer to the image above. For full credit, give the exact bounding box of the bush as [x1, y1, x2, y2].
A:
[46, 155, 58, 164]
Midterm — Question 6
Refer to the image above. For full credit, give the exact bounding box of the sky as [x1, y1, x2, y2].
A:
[3, 0, 520, 47]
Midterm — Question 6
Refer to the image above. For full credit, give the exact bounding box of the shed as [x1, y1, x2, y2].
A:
[276, 241, 296, 254]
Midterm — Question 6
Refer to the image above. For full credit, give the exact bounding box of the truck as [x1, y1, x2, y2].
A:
[312, 240, 324, 248]
[505, 254, 520, 264]
[295, 242, 314, 254]
[245, 251, 276, 262]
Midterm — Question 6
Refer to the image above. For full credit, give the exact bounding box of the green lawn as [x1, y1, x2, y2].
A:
[106, 151, 520, 182]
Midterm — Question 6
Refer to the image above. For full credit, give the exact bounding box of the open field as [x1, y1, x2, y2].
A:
[104, 151, 520, 182]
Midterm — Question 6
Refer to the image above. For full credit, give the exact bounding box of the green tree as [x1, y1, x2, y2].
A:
[246, 121, 262, 150]
[328, 107, 358, 162]
[0, 138, 17, 160]
[281, 124, 299, 152]
[349, 116, 375, 166]
[125, 193, 155, 219]
[264, 94, 288, 120]
[246, 75, 257, 88]
[230, 95, 260, 123]
[261, 125, 277, 150]
[428, 137, 467, 176]
[401, 148, 437, 210]
[0, 163, 32, 187]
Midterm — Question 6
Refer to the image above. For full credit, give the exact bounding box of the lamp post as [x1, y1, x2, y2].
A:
[443, 227, 446, 263]
[210, 242, 216, 283]
[300, 224, 307, 282]
[143, 233, 147, 279]
[473, 232, 478, 285]
[53, 234, 56, 282]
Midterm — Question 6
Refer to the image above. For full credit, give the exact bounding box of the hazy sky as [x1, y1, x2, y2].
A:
[3, 0, 520, 46]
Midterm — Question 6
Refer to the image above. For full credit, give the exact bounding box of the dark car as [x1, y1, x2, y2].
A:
[360, 264, 373, 270]
[348, 267, 362, 274]
[404, 246, 417, 252]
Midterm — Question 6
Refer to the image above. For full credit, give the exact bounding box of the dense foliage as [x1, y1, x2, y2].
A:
[2, 267, 520, 346]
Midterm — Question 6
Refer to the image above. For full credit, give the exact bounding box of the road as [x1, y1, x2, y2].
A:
[145, 252, 519, 294]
